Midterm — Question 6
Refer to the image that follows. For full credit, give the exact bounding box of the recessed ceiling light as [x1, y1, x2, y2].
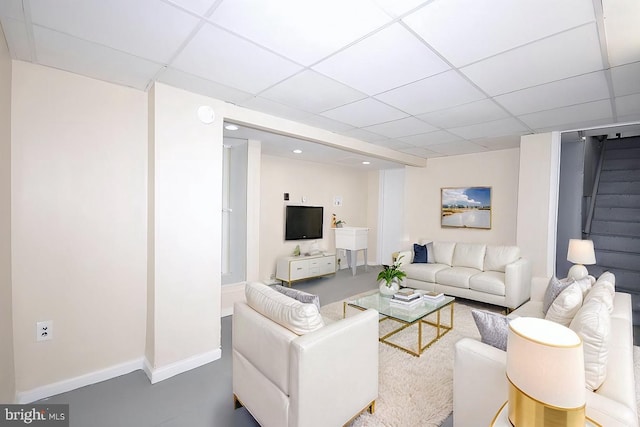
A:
[293, 149, 303, 154]
[362, 161, 371, 165]
[225, 124, 239, 131]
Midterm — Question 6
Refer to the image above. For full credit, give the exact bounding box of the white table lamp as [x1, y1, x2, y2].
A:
[506, 317, 585, 427]
[567, 239, 596, 281]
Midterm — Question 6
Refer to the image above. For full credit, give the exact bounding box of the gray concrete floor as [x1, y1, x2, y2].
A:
[41, 266, 400, 427]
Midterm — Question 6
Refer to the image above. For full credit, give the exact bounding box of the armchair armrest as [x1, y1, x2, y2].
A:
[289, 309, 379, 427]
[453, 338, 507, 427]
[504, 258, 531, 309]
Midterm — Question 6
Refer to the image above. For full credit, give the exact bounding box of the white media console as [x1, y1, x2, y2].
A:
[275, 253, 336, 286]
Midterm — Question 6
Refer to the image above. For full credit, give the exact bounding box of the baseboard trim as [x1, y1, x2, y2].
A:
[16, 357, 144, 404]
[143, 349, 222, 384]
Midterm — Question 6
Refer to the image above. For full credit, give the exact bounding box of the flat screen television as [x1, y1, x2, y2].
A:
[285, 205, 323, 241]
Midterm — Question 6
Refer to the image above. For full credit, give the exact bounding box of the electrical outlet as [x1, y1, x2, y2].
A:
[37, 320, 53, 342]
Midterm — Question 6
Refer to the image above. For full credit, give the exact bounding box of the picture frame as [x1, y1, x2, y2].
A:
[441, 187, 492, 229]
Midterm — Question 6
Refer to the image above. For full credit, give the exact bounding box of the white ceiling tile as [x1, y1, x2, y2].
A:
[398, 146, 440, 158]
[0, 0, 24, 20]
[29, 0, 201, 63]
[471, 135, 522, 150]
[158, 68, 254, 104]
[259, 70, 366, 113]
[615, 93, 640, 116]
[399, 130, 462, 146]
[417, 99, 510, 128]
[321, 98, 409, 128]
[375, 0, 430, 18]
[427, 141, 488, 155]
[461, 24, 604, 96]
[0, 17, 32, 61]
[163, 0, 218, 16]
[340, 128, 388, 143]
[448, 117, 529, 139]
[611, 62, 640, 97]
[519, 100, 613, 129]
[602, 0, 640, 66]
[313, 23, 450, 95]
[371, 139, 415, 150]
[33, 26, 162, 90]
[403, 0, 595, 67]
[534, 117, 615, 133]
[375, 70, 485, 115]
[617, 113, 640, 123]
[298, 115, 355, 133]
[494, 72, 611, 116]
[173, 24, 302, 94]
[239, 97, 313, 123]
[208, 0, 391, 66]
[362, 117, 437, 138]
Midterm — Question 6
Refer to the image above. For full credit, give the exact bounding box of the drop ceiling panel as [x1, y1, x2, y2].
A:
[427, 140, 487, 155]
[519, 100, 613, 129]
[402, 0, 595, 67]
[298, 115, 355, 133]
[363, 117, 437, 138]
[461, 24, 604, 96]
[472, 135, 522, 150]
[164, 0, 219, 16]
[0, 0, 24, 20]
[399, 130, 462, 147]
[616, 93, 640, 116]
[313, 23, 450, 95]
[158, 68, 254, 104]
[208, 0, 391, 66]
[375, 0, 430, 18]
[321, 98, 409, 128]
[239, 97, 313, 123]
[29, 0, 201, 63]
[417, 99, 510, 128]
[172, 24, 302, 94]
[602, 0, 640, 66]
[494, 72, 611, 116]
[340, 128, 388, 143]
[399, 146, 441, 158]
[375, 70, 485, 115]
[371, 139, 415, 150]
[448, 117, 529, 140]
[610, 62, 640, 97]
[259, 70, 367, 114]
[0, 17, 32, 61]
[33, 26, 162, 90]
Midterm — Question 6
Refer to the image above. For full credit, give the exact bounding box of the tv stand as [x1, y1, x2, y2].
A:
[275, 253, 336, 286]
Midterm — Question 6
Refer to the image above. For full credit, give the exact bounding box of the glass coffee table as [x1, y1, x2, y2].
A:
[344, 291, 455, 357]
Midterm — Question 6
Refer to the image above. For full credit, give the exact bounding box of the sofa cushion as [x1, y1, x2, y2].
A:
[545, 282, 583, 327]
[574, 276, 593, 297]
[469, 271, 505, 296]
[596, 271, 616, 289]
[273, 285, 321, 311]
[418, 239, 435, 263]
[472, 310, 510, 351]
[452, 243, 487, 271]
[413, 243, 428, 263]
[245, 282, 324, 335]
[542, 276, 573, 315]
[433, 241, 456, 266]
[583, 281, 615, 314]
[403, 263, 449, 283]
[484, 246, 520, 272]
[570, 297, 610, 391]
[435, 267, 479, 289]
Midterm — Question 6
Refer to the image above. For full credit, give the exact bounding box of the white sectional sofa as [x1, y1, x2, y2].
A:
[453, 273, 637, 427]
[397, 241, 531, 310]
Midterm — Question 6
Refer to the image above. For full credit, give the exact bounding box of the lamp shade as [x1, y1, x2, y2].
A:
[506, 317, 585, 426]
[567, 239, 596, 265]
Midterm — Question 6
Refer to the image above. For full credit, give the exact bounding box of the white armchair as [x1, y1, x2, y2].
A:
[233, 282, 379, 427]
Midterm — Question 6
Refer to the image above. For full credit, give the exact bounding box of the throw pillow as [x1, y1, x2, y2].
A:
[570, 297, 611, 391]
[574, 277, 593, 297]
[542, 276, 573, 315]
[545, 282, 583, 327]
[583, 281, 615, 314]
[418, 240, 435, 263]
[471, 310, 510, 351]
[273, 285, 321, 310]
[413, 243, 428, 263]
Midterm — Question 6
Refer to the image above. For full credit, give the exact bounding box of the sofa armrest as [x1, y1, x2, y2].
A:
[504, 258, 532, 310]
[289, 309, 379, 427]
[453, 338, 508, 427]
[586, 391, 639, 427]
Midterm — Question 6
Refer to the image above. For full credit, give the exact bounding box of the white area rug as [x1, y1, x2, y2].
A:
[322, 296, 640, 427]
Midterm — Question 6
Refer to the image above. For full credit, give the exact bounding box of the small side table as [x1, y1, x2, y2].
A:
[490, 402, 601, 427]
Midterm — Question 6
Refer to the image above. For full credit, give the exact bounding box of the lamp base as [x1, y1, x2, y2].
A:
[568, 264, 588, 281]
[508, 381, 585, 427]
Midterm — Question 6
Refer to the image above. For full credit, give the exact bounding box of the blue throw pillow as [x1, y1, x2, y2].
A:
[413, 243, 428, 263]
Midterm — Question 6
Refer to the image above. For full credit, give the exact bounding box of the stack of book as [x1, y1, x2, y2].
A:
[389, 289, 423, 308]
[423, 291, 445, 303]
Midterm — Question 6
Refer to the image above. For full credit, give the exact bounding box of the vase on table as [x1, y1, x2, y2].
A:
[379, 279, 400, 296]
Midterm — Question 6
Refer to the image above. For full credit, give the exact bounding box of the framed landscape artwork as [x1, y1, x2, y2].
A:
[441, 187, 492, 229]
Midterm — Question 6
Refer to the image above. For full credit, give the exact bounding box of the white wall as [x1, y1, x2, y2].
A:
[0, 23, 15, 403]
[259, 154, 372, 281]
[11, 62, 148, 394]
[146, 83, 222, 376]
[403, 149, 520, 246]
